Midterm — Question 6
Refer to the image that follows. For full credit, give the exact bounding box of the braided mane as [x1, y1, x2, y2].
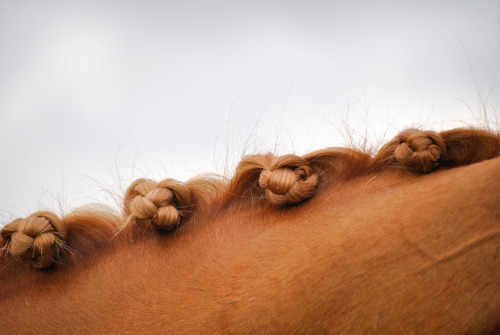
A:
[1, 127, 499, 270]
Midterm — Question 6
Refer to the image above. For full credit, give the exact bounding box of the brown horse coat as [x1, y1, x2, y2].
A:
[1, 128, 499, 334]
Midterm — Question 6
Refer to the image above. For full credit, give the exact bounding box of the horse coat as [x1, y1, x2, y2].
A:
[1, 128, 499, 334]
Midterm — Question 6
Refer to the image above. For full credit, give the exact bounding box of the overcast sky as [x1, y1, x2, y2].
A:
[1, 0, 499, 220]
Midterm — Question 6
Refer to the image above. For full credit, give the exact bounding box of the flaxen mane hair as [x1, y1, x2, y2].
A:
[1, 127, 499, 270]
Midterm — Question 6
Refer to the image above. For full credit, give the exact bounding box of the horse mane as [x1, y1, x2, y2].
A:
[1, 127, 499, 271]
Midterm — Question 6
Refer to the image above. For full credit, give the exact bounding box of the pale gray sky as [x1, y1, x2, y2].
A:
[1, 0, 499, 220]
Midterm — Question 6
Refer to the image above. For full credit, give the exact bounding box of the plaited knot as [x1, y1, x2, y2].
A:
[258, 154, 318, 206]
[394, 130, 447, 173]
[0, 211, 66, 269]
[124, 178, 192, 231]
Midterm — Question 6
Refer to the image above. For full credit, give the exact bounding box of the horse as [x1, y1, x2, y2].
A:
[1, 128, 499, 334]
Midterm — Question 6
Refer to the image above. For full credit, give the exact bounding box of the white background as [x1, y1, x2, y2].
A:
[1, 0, 499, 222]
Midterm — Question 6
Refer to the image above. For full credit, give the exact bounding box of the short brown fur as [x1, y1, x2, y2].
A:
[1, 127, 499, 334]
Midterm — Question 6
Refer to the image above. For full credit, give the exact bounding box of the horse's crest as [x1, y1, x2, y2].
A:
[1, 128, 499, 334]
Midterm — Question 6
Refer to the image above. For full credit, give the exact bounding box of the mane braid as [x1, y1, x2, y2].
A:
[372, 128, 500, 172]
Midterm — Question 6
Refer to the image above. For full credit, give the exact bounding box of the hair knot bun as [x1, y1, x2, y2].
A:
[394, 130, 447, 173]
[258, 155, 318, 206]
[124, 178, 192, 231]
[0, 211, 66, 269]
